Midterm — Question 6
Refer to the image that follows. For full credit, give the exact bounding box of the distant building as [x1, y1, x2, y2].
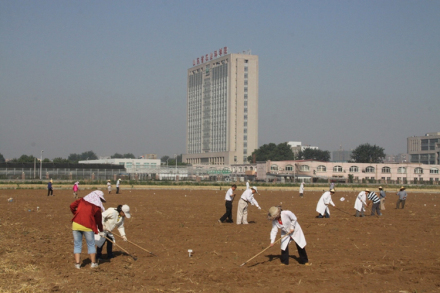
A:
[78, 158, 160, 169]
[287, 141, 319, 157]
[383, 153, 409, 164]
[407, 132, 440, 165]
[331, 146, 352, 162]
[183, 48, 258, 165]
[256, 160, 440, 184]
[142, 154, 157, 159]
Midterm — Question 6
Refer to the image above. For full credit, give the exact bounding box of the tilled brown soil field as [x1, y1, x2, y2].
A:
[1, 187, 440, 293]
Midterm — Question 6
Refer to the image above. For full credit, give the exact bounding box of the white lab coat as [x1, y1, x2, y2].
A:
[316, 191, 335, 215]
[246, 181, 250, 190]
[354, 191, 367, 212]
[270, 211, 306, 250]
[299, 183, 304, 193]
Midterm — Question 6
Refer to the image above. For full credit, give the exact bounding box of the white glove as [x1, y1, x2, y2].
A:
[258, 206, 261, 210]
[99, 232, 106, 237]
[122, 235, 127, 241]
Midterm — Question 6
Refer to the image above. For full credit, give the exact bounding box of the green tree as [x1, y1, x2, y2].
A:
[111, 153, 135, 159]
[248, 142, 294, 162]
[350, 143, 385, 163]
[111, 153, 124, 158]
[297, 149, 330, 161]
[0, 153, 6, 163]
[15, 154, 37, 163]
[53, 157, 71, 163]
[160, 155, 170, 162]
[123, 153, 135, 159]
[68, 151, 98, 163]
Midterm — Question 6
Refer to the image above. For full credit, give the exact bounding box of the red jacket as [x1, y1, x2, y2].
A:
[70, 198, 103, 234]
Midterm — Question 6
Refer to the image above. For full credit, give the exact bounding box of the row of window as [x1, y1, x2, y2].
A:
[269, 164, 440, 174]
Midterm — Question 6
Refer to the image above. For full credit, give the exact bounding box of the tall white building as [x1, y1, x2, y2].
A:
[183, 48, 258, 165]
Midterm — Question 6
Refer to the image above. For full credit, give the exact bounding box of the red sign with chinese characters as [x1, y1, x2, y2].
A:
[192, 47, 228, 66]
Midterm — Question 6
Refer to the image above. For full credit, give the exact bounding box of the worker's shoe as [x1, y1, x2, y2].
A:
[91, 263, 99, 268]
[304, 263, 312, 266]
[218, 219, 222, 224]
[74, 263, 81, 269]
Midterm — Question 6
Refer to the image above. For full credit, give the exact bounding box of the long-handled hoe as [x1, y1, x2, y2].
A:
[104, 236, 138, 261]
[240, 233, 290, 267]
[113, 234, 157, 256]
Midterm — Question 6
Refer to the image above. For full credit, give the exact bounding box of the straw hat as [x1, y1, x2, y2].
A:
[267, 206, 281, 220]
[365, 188, 370, 192]
[330, 189, 335, 193]
[400, 186, 405, 190]
[378, 186, 383, 189]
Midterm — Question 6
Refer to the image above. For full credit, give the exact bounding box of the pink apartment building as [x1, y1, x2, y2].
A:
[256, 160, 440, 184]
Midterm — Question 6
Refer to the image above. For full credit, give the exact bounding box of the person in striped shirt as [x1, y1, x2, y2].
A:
[366, 190, 382, 216]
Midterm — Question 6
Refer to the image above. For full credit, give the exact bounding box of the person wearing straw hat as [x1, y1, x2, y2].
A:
[237, 186, 261, 225]
[354, 189, 368, 217]
[70, 190, 106, 269]
[96, 204, 131, 260]
[366, 189, 382, 216]
[72, 181, 80, 199]
[268, 206, 309, 266]
[316, 189, 335, 218]
[396, 186, 407, 209]
[378, 186, 386, 210]
[107, 180, 112, 194]
[47, 179, 54, 196]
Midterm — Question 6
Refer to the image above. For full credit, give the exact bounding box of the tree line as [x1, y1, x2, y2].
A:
[247, 142, 385, 163]
[0, 151, 137, 164]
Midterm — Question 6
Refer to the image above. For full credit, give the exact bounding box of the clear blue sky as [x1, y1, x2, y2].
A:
[1, 0, 439, 160]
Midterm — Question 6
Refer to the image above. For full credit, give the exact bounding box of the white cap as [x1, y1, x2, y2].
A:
[251, 186, 258, 193]
[122, 204, 131, 218]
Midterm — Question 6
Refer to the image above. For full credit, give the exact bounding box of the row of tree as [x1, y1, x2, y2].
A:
[0, 143, 386, 165]
[248, 142, 385, 163]
[1, 151, 137, 164]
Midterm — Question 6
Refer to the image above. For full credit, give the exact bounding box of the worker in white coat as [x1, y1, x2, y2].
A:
[96, 204, 131, 259]
[246, 180, 250, 190]
[299, 182, 304, 198]
[316, 189, 335, 218]
[237, 186, 261, 225]
[268, 206, 309, 265]
[354, 189, 368, 217]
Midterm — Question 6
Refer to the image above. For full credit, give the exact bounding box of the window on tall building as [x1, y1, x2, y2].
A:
[382, 166, 391, 173]
[333, 166, 343, 173]
[349, 166, 358, 172]
[397, 167, 406, 174]
[414, 167, 423, 174]
[430, 168, 439, 174]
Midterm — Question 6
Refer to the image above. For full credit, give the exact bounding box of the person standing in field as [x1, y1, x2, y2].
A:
[107, 180, 112, 194]
[47, 179, 54, 196]
[354, 189, 368, 217]
[316, 189, 335, 218]
[396, 186, 407, 209]
[299, 182, 304, 198]
[73, 181, 79, 199]
[237, 186, 261, 225]
[116, 179, 121, 194]
[218, 184, 237, 223]
[96, 204, 131, 260]
[379, 186, 386, 210]
[366, 190, 382, 216]
[330, 182, 335, 191]
[70, 190, 106, 269]
[268, 206, 310, 266]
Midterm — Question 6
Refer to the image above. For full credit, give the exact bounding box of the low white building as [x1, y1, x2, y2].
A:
[78, 158, 161, 169]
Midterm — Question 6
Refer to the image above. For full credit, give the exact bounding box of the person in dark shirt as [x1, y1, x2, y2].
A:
[47, 179, 53, 196]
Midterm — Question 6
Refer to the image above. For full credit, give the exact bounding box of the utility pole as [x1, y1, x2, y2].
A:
[40, 150, 43, 180]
